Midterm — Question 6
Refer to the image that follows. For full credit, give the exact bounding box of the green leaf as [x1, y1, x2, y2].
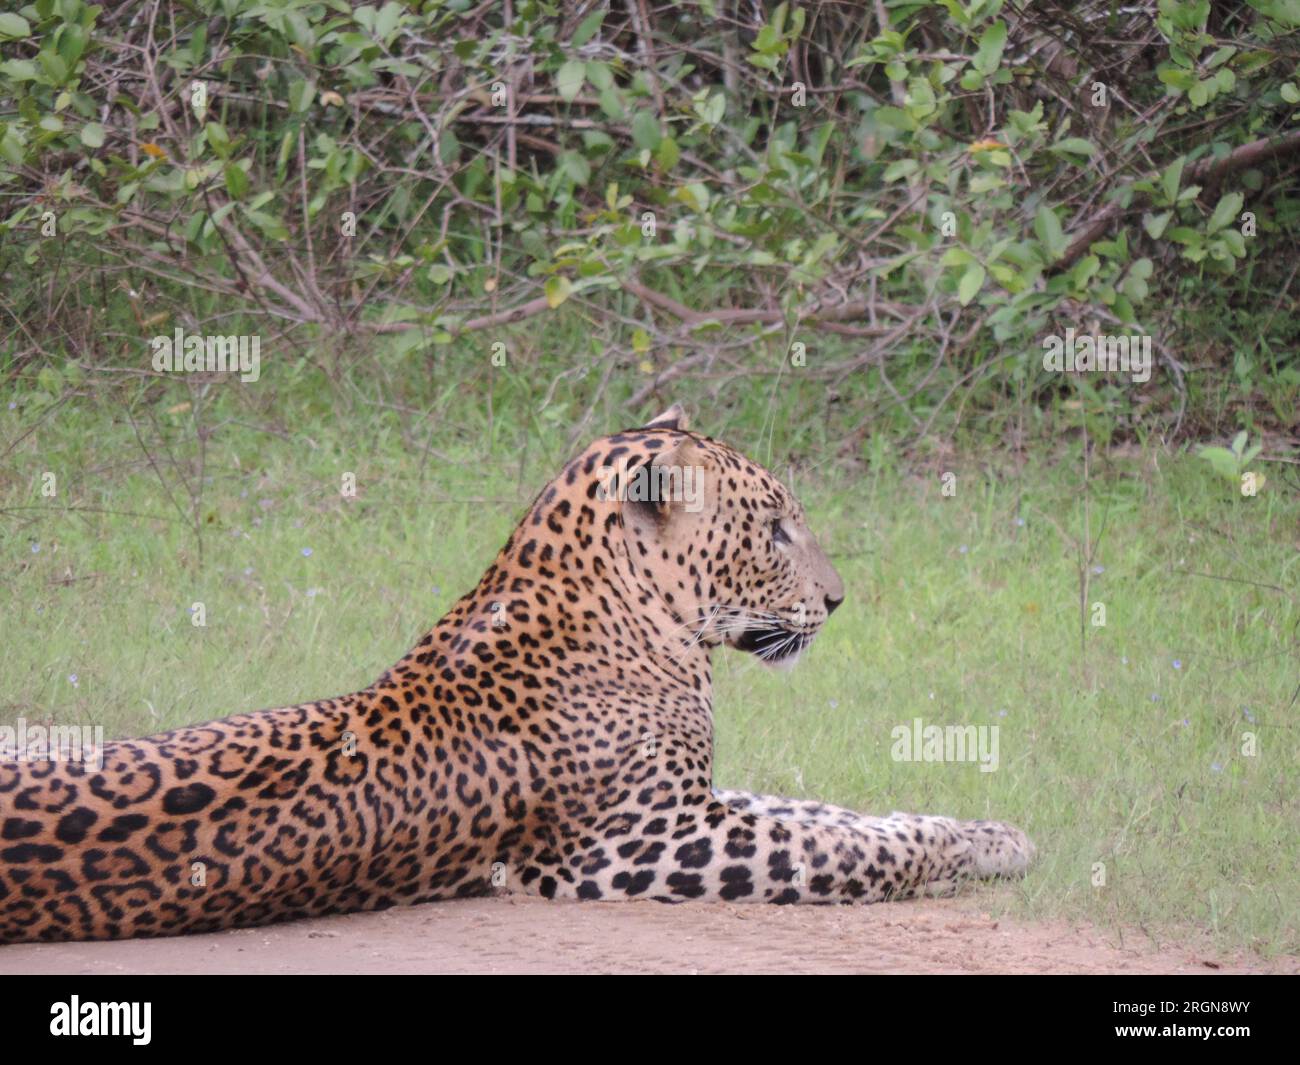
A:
[753, 23, 782, 55]
[631, 111, 661, 151]
[556, 60, 585, 103]
[655, 136, 680, 171]
[905, 77, 936, 117]
[1120, 258, 1152, 301]
[0, 13, 31, 38]
[0, 127, 23, 165]
[1198, 446, 1239, 481]
[598, 88, 625, 120]
[1034, 205, 1067, 260]
[244, 207, 288, 240]
[1282, 82, 1300, 103]
[1161, 157, 1185, 203]
[439, 127, 460, 165]
[874, 106, 915, 131]
[957, 263, 986, 305]
[80, 122, 105, 148]
[1052, 137, 1095, 157]
[545, 275, 573, 308]
[973, 20, 1007, 76]
[0, 59, 37, 81]
[1252, 0, 1300, 28]
[58, 24, 87, 68]
[223, 162, 248, 199]
[37, 366, 63, 394]
[571, 9, 606, 47]
[1207, 191, 1243, 234]
[882, 159, 918, 182]
[558, 150, 590, 184]
[1220, 228, 1246, 257]
[288, 80, 316, 113]
[206, 121, 230, 157]
[374, 2, 402, 42]
[1143, 211, 1171, 239]
[39, 51, 69, 84]
[675, 182, 710, 211]
[1207, 46, 1237, 68]
[1071, 254, 1100, 288]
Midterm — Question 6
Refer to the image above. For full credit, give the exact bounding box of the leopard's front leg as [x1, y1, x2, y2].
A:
[714, 788, 1035, 880]
[507, 797, 1028, 904]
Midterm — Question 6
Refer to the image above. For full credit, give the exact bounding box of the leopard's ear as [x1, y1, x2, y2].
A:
[620, 437, 709, 531]
[643, 403, 689, 432]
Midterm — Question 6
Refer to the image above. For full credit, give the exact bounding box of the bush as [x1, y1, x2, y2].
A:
[3, 0, 1299, 439]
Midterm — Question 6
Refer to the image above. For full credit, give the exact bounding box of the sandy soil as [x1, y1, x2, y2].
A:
[1, 896, 1294, 975]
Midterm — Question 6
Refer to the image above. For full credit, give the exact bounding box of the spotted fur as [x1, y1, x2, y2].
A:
[0, 406, 1031, 942]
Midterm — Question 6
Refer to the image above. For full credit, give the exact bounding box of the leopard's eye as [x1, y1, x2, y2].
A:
[771, 517, 791, 546]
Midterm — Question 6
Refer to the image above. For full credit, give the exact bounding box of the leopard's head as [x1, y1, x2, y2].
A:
[614, 405, 844, 666]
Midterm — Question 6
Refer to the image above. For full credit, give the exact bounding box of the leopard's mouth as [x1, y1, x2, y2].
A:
[733, 625, 812, 663]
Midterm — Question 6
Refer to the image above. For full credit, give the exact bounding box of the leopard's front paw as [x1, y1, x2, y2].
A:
[962, 819, 1034, 878]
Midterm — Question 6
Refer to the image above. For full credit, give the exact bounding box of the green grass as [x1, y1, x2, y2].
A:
[2, 370, 1297, 958]
[717, 458, 1298, 958]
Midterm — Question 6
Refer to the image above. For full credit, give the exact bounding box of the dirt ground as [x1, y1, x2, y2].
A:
[1, 895, 1294, 975]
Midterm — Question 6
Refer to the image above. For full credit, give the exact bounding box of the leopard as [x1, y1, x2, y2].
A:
[0, 405, 1032, 942]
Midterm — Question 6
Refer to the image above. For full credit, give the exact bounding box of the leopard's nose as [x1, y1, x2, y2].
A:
[824, 594, 843, 615]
